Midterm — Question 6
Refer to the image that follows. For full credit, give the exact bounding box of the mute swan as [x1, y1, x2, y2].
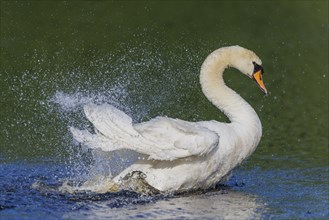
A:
[70, 45, 267, 193]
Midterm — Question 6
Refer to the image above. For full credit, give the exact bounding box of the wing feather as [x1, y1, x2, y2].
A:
[70, 104, 219, 160]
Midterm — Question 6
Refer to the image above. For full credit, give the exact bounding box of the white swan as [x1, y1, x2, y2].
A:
[70, 45, 267, 193]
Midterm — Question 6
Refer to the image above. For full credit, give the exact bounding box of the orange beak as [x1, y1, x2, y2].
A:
[253, 70, 268, 94]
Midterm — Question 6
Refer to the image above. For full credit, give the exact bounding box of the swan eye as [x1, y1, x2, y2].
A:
[252, 62, 264, 74]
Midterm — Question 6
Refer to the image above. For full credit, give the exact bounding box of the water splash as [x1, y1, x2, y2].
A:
[49, 91, 98, 112]
[2, 38, 210, 197]
[37, 42, 207, 194]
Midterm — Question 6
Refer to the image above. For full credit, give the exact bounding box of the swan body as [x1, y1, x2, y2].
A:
[70, 45, 267, 193]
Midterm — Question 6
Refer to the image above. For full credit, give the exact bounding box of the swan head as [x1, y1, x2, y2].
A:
[228, 46, 268, 94]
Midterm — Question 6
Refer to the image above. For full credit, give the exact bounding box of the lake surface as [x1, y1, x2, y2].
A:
[1, 1, 328, 219]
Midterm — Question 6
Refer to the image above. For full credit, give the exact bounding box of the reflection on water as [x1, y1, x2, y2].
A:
[0, 162, 264, 220]
[1, 161, 327, 219]
[64, 191, 263, 220]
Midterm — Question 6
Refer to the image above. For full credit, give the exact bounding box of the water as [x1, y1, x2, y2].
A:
[1, 1, 328, 219]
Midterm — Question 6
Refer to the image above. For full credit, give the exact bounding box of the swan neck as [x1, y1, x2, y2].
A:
[199, 48, 261, 127]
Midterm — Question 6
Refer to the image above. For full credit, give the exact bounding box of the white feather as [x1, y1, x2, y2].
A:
[70, 45, 265, 192]
[71, 104, 219, 161]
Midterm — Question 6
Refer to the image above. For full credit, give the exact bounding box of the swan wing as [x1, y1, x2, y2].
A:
[70, 104, 219, 160]
[134, 117, 219, 159]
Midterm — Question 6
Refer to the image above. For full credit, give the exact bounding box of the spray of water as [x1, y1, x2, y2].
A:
[38, 41, 206, 194]
[2, 37, 212, 197]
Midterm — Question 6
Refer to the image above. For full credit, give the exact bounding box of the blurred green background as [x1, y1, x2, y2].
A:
[1, 1, 328, 169]
[0, 1, 328, 218]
